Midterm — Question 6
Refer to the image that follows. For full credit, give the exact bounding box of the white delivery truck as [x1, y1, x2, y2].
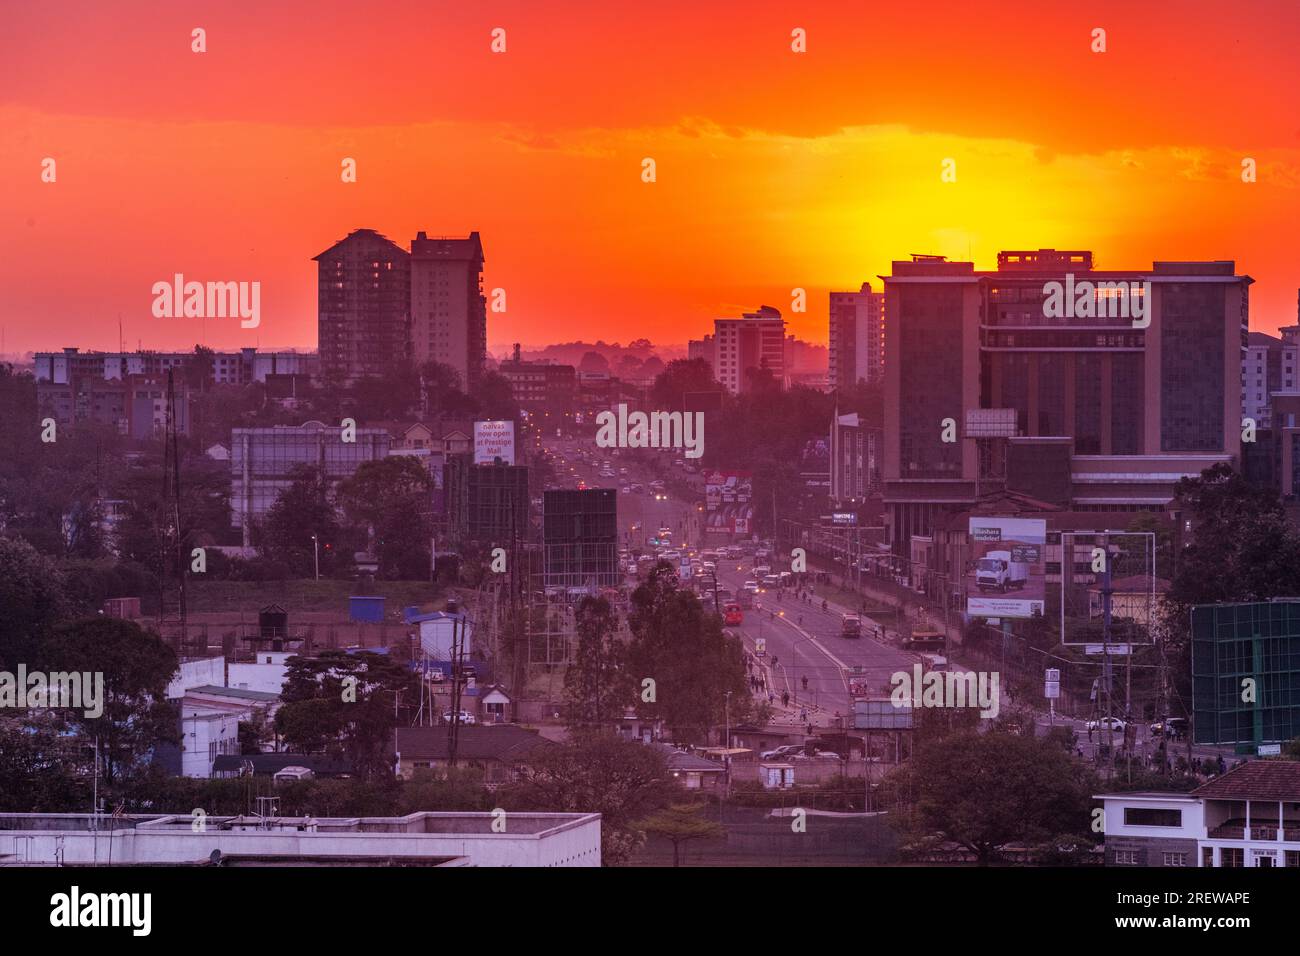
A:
[975, 550, 1029, 593]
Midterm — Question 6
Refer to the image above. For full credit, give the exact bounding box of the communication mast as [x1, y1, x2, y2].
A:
[157, 369, 189, 656]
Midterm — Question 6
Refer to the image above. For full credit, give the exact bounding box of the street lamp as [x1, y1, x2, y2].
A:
[310, 534, 320, 581]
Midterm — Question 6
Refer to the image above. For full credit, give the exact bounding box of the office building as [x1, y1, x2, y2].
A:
[882, 249, 1250, 552]
[713, 306, 786, 394]
[230, 422, 391, 544]
[829, 283, 885, 392]
[34, 347, 315, 387]
[36, 374, 191, 439]
[410, 231, 487, 391]
[1243, 328, 1299, 428]
[497, 354, 577, 411]
[830, 410, 876, 504]
[1192, 600, 1300, 748]
[314, 228, 411, 383]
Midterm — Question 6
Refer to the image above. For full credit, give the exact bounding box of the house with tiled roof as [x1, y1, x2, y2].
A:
[1096, 761, 1300, 867]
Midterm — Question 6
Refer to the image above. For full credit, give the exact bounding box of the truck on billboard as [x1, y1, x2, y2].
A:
[473, 420, 516, 464]
[704, 470, 753, 535]
[967, 517, 1046, 619]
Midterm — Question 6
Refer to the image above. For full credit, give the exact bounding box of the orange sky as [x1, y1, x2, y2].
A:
[2, 0, 1298, 357]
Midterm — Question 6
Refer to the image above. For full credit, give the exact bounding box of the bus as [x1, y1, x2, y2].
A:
[723, 603, 744, 626]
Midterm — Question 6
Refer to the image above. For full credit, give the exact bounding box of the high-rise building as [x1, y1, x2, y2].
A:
[713, 306, 786, 394]
[410, 231, 487, 392]
[687, 334, 715, 368]
[830, 410, 876, 504]
[1243, 327, 1299, 428]
[828, 283, 885, 392]
[882, 249, 1250, 552]
[314, 229, 411, 384]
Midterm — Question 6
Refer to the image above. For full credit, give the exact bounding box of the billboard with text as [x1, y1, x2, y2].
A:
[966, 516, 1046, 619]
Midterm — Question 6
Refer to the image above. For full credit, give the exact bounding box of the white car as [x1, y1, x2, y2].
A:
[742, 580, 759, 593]
[1086, 717, 1126, 733]
[444, 710, 476, 725]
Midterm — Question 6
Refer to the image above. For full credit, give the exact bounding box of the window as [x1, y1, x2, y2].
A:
[1163, 852, 1188, 867]
[1203, 847, 1214, 867]
[1113, 849, 1141, 865]
[1124, 807, 1182, 827]
[1221, 847, 1244, 868]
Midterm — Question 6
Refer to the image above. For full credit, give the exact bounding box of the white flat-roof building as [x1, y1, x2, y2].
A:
[1097, 761, 1300, 867]
[0, 812, 601, 867]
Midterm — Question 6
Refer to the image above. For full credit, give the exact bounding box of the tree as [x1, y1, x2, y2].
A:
[275, 650, 420, 779]
[40, 618, 180, 784]
[0, 716, 90, 812]
[637, 802, 726, 866]
[882, 729, 1097, 865]
[0, 536, 68, 670]
[335, 456, 434, 579]
[626, 564, 753, 743]
[650, 358, 717, 408]
[564, 596, 635, 730]
[1167, 463, 1300, 615]
[502, 733, 676, 866]
[260, 465, 348, 577]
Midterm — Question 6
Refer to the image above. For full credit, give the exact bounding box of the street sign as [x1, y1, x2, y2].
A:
[1044, 681, 1060, 699]
[1259, 744, 1282, 756]
[755, 638, 766, 656]
[1044, 668, 1060, 682]
[1084, 644, 1132, 656]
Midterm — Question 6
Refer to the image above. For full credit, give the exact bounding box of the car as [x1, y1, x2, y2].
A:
[1149, 717, 1189, 739]
[742, 580, 759, 593]
[1086, 717, 1126, 733]
[760, 744, 803, 760]
[443, 710, 476, 725]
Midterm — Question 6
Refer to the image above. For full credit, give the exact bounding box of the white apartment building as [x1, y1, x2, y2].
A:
[713, 306, 786, 394]
[1098, 761, 1300, 867]
[1242, 327, 1299, 428]
[829, 283, 885, 392]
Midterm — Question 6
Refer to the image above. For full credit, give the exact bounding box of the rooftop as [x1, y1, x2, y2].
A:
[1192, 761, 1300, 802]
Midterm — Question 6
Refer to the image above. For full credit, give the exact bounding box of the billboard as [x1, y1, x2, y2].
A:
[966, 516, 1046, 619]
[704, 470, 753, 535]
[474, 420, 516, 464]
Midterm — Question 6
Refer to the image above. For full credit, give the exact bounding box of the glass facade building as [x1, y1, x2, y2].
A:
[1192, 601, 1300, 748]
[231, 423, 391, 542]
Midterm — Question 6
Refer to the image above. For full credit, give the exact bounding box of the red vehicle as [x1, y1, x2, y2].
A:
[723, 602, 743, 626]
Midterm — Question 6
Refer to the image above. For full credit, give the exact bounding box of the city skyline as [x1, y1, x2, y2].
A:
[3, 0, 1299, 357]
